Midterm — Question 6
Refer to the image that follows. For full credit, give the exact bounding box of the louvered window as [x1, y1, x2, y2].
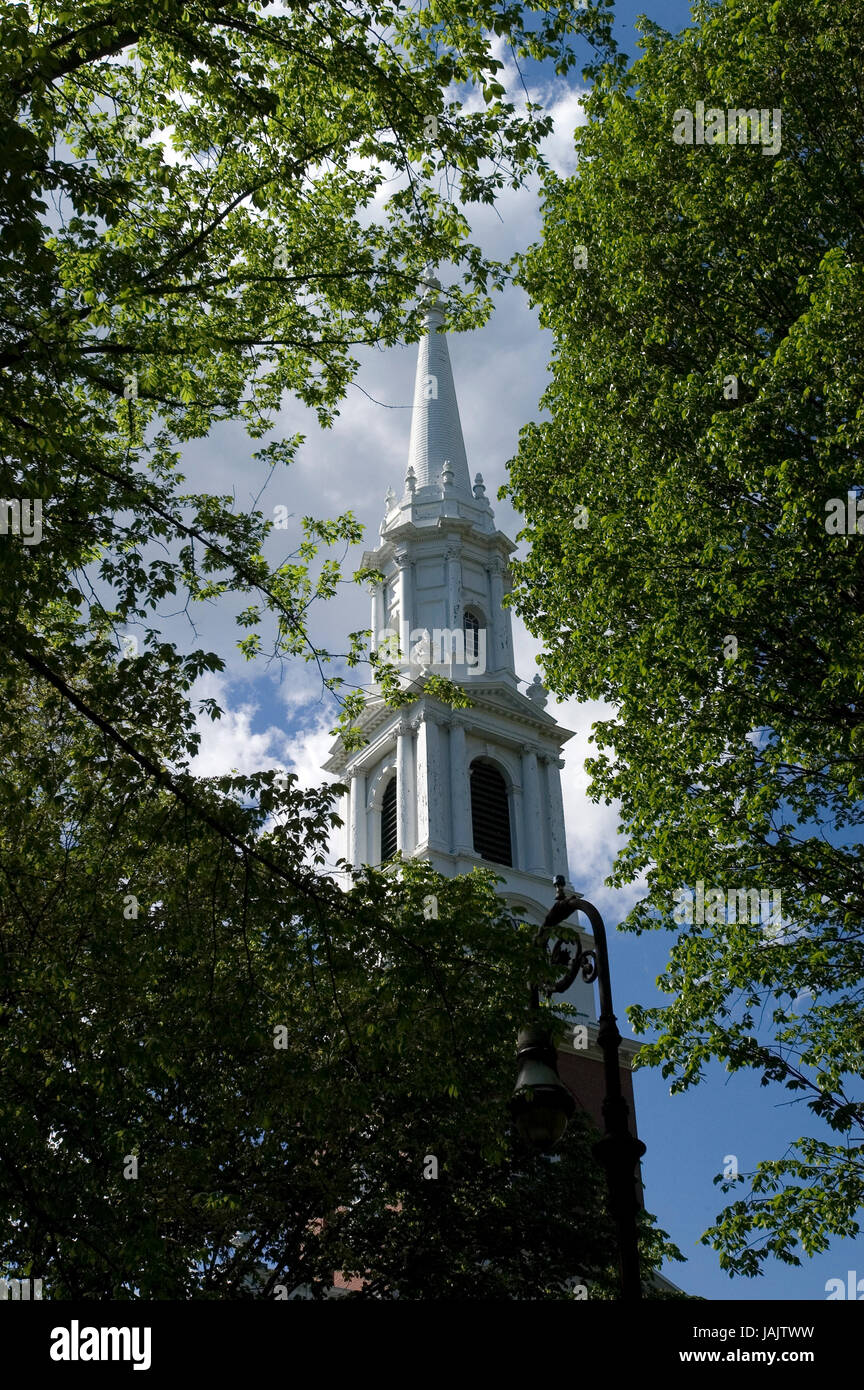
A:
[464, 610, 480, 661]
[470, 760, 512, 866]
[381, 776, 398, 861]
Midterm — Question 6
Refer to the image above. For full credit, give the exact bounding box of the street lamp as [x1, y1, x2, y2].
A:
[510, 1023, 575, 1152]
[510, 875, 646, 1300]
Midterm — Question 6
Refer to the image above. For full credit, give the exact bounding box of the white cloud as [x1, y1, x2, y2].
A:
[190, 673, 340, 787]
[189, 675, 286, 778]
[282, 712, 340, 790]
[539, 84, 590, 177]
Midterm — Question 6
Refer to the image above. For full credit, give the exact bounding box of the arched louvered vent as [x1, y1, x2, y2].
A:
[381, 776, 398, 861]
[464, 610, 481, 662]
[470, 760, 512, 866]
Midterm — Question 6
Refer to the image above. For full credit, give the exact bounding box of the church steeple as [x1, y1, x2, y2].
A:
[324, 267, 581, 896]
[406, 271, 472, 497]
[320, 278, 643, 1174]
[365, 279, 512, 679]
[324, 273, 600, 1025]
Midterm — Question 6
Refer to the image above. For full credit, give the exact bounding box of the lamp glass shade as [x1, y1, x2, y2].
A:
[512, 1094, 570, 1150]
[511, 1024, 576, 1151]
[511, 1075, 575, 1152]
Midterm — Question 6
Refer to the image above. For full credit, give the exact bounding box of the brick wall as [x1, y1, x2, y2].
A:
[557, 1049, 639, 1139]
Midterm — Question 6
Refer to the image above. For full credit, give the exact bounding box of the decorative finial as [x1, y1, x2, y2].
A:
[420, 261, 441, 292]
[441, 461, 454, 492]
[385, 485, 396, 510]
[527, 674, 548, 709]
[473, 472, 487, 499]
[553, 874, 583, 902]
[405, 464, 416, 494]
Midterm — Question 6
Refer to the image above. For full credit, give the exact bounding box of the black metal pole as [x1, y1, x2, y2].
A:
[539, 880, 646, 1301]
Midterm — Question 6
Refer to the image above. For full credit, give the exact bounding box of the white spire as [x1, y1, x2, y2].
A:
[406, 270, 471, 496]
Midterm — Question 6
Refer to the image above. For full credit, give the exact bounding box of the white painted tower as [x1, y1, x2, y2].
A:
[323, 272, 598, 1029]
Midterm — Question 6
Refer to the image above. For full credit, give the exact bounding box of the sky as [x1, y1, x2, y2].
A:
[139, 0, 863, 1301]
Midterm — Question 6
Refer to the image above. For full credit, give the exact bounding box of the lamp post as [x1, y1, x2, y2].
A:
[510, 876, 646, 1301]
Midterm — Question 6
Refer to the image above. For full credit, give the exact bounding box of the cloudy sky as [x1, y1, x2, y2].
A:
[140, 1, 860, 1301]
[181, 71, 616, 872]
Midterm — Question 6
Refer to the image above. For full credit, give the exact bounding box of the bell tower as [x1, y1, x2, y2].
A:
[315, 275, 646, 1302]
[323, 272, 640, 1139]
[323, 270, 605, 1035]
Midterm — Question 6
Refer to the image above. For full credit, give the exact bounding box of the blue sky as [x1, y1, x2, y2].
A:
[144, 0, 864, 1300]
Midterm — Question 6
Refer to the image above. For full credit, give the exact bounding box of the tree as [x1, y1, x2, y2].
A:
[0, 0, 682, 1299]
[0, 686, 681, 1297]
[504, 0, 864, 1276]
[0, 0, 618, 999]
[0, 0, 615, 763]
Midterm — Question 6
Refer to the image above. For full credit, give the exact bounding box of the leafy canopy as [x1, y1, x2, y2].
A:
[505, 0, 864, 1276]
[0, 0, 615, 758]
[0, 0, 680, 1299]
[0, 682, 683, 1297]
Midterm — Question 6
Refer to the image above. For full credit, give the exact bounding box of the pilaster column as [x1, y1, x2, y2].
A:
[486, 562, 500, 672]
[449, 719, 473, 855]
[521, 747, 545, 876]
[415, 713, 445, 851]
[395, 547, 414, 654]
[489, 557, 512, 672]
[547, 755, 569, 882]
[445, 545, 462, 630]
[396, 718, 416, 853]
[339, 786, 351, 864]
[349, 768, 367, 867]
[510, 777, 524, 867]
[370, 580, 385, 654]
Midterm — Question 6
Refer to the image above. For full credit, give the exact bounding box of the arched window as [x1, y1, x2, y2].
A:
[380, 775, 398, 861]
[470, 760, 512, 866]
[463, 609, 482, 663]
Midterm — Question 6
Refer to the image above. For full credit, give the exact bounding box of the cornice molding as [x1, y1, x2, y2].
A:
[366, 520, 515, 558]
[322, 678, 575, 774]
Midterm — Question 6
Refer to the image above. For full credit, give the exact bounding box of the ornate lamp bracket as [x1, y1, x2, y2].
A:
[544, 934, 598, 996]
